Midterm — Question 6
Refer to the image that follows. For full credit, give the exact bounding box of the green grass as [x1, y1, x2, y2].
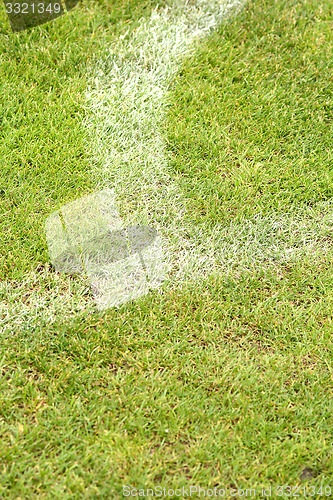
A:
[165, 0, 333, 226]
[0, 0, 163, 280]
[1, 0, 333, 497]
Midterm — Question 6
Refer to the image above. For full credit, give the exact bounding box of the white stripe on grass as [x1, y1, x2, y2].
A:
[2, 0, 333, 331]
[83, 0, 246, 283]
[0, 269, 95, 334]
[0, 0, 245, 332]
[83, 0, 333, 283]
[2, 203, 333, 332]
[211, 202, 333, 268]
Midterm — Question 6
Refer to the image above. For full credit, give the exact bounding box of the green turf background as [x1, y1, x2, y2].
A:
[0, 0, 332, 496]
[0, 0, 164, 279]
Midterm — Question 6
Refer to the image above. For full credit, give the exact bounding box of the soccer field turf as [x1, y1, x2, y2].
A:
[0, 0, 333, 496]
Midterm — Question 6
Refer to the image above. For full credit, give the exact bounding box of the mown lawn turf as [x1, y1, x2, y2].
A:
[165, 0, 333, 226]
[0, 0, 333, 497]
[0, 0, 162, 280]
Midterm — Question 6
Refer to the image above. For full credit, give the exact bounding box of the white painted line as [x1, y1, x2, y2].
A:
[3, 0, 332, 329]
[84, 0, 246, 285]
[84, 0, 333, 286]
